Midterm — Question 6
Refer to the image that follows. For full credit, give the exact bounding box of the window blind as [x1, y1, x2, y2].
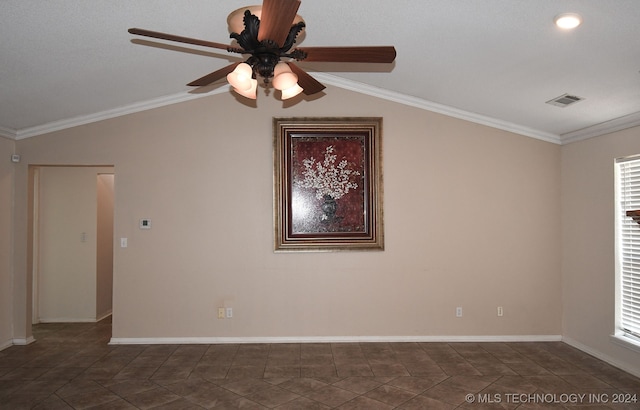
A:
[617, 157, 640, 338]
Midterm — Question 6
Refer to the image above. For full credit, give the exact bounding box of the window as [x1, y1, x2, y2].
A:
[615, 156, 640, 344]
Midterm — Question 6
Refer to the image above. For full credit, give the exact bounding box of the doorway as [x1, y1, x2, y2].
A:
[30, 166, 114, 324]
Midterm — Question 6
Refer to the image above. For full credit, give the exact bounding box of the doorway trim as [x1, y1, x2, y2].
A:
[28, 165, 115, 329]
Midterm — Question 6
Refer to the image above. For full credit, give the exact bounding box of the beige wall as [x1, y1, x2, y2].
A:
[561, 125, 640, 375]
[0, 137, 15, 348]
[10, 87, 562, 342]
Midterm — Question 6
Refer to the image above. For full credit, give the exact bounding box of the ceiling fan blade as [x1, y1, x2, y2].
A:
[288, 63, 326, 95]
[128, 28, 230, 51]
[257, 0, 301, 46]
[187, 62, 240, 87]
[297, 46, 397, 63]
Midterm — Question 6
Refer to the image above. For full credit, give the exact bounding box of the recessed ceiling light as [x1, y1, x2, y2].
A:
[554, 13, 582, 29]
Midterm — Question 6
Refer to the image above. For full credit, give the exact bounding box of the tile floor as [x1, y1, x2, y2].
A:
[1, 318, 639, 409]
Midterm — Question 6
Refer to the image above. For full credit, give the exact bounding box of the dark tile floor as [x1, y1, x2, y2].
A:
[1, 318, 639, 409]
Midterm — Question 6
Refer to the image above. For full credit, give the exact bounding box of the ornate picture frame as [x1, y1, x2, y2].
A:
[273, 117, 383, 251]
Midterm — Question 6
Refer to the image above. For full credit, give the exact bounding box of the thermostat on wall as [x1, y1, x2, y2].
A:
[139, 219, 152, 229]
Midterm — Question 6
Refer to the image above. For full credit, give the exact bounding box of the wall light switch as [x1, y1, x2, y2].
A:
[120, 238, 128, 248]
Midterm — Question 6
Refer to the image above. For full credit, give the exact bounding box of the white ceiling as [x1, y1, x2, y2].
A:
[2, 0, 639, 143]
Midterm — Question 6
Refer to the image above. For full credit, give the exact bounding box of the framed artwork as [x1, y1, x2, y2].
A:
[273, 117, 383, 251]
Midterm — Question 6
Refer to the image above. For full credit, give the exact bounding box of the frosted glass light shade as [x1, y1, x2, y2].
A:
[232, 78, 258, 99]
[280, 83, 303, 100]
[226, 63, 254, 91]
[272, 62, 298, 91]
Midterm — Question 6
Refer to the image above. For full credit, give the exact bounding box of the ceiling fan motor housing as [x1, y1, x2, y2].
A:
[230, 10, 306, 83]
[247, 54, 280, 82]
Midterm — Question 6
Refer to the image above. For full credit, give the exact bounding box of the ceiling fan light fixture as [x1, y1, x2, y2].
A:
[272, 62, 298, 90]
[129, 0, 396, 103]
[280, 83, 304, 100]
[226, 63, 254, 91]
[554, 13, 582, 29]
[232, 78, 258, 99]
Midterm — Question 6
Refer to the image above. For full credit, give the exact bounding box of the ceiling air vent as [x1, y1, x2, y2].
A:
[546, 93, 584, 107]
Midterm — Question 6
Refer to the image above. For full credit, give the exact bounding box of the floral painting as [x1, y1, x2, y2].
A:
[274, 118, 383, 251]
[292, 138, 365, 233]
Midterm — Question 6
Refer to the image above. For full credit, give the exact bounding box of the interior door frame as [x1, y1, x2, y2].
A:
[28, 165, 115, 325]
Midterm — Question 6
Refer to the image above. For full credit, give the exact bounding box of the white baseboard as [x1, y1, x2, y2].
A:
[563, 336, 640, 378]
[109, 334, 562, 345]
[0, 336, 36, 351]
[36, 312, 112, 324]
[38, 317, 100, 323]
[12, 336, 36, 346]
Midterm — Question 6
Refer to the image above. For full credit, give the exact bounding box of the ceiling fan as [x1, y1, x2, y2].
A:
[128, 0, 396, 100]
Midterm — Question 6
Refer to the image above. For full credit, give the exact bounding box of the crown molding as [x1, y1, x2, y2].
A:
[11, 89, 227, 140]
[560, 111, 640, 144]
[0, 126, 17, 140]
[312, 73, 564, 145]
[4, 74, 637, 144]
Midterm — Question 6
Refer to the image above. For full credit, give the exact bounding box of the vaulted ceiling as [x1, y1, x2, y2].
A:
[2, 0, 639, 143]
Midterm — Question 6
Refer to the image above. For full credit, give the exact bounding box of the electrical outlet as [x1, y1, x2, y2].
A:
[497, 306, 504, 317]
[217, 308, 225, 319]
[456, 307, 463, 317]
[226, 307, 233, 318]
